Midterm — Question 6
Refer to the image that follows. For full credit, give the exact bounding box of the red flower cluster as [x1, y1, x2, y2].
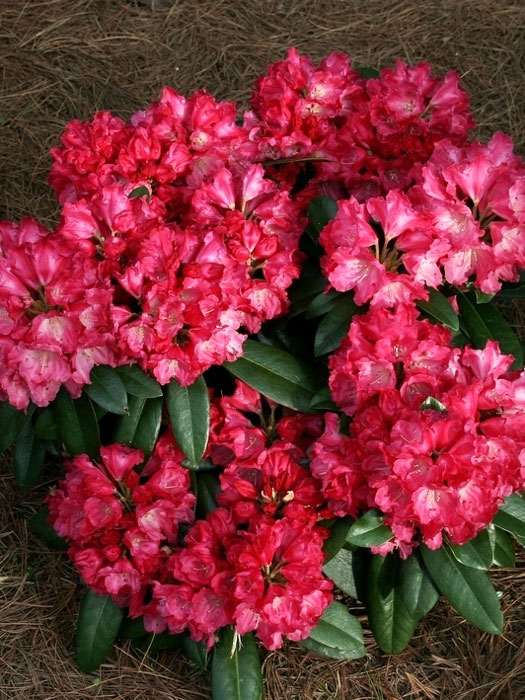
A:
[47, 437, 195, 608]
[311, 304, 525, 553]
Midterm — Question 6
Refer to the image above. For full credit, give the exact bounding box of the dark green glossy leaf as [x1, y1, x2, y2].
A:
[419, 396, 447, 413]
[224, 340, 322, 412]
[181, 633, 209, 669]
[314, 294, 358, 357]
[356, 65, 380, 78]
[307, 195, 338, 237]
[132, 632, 180, 652]
[55, 389, 100, 459]
[113, 395, 162, 458]
[323, 517, 353, 562]
[116, 365, 163, 398]
[399, 552, 439, 618]
[75, 590, 124, 673]
[493, 493, 525, 540]
[346, 510, 393, 548]
[34, 407, 59, 440]
[367, 553, 419, 654]
[323, 547, 364, 599]
[300, 601, 365, 660]
[167, 375, 209, 469]
[417, 289, 459, 331]
[449, 529, 493, 570]
[309, 386, 338, 411]
[457, 293, 523, 369]
[305, 289, 343, 319]
[85, 366, 129, 415]
[0, 401, 30, 453]
[421, 544, 503, 634]
[491, 527, 515, 568]
[474, 289, 495, 304]
[196, 472, 220, 516]
[211, 628, 263, 700]
[29, 505, 68, 550]
[13, 420, 47, 491]
[288, 270, 328, 318]
[119, 616, 148, 640]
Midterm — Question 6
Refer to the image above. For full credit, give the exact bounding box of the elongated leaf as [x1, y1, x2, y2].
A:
[119, 616, 148, 640]
[34, 407, 59, 440]
[85, 366, 129, 415]
[323, 518, 353, 562]
[113, 395, 162, 458]
[300, 601, 365, 660]
[0, 401, 30, 453]
[308, 195, 338, 237]
[133, 632, 180, 653]
[288, 270, 328, 318]
[356, 65, 380, 78]
[167, 375, 209, 469]
[346, 510, 393, 548]
[13, 420, 47, 491]
[314, 295, 358, 356]
[211, 628, 263, 700]
[29, 505, 68, 550]
[496, 283, 525, 299]
[305, 289, 342, 319]
[417, 289, 459, 331]
[399, 552, 439, 618]
[116, 365, 163, 398]
[128, 185, 150, 200]
[309, 386, 338, 411]
[197, 472, 220, 516]
[182, 633, 209, 670]
[75, 590, 124, 673]
[449, 529, 493, 570]
[421, 544, 503, 634]
[457, 293, 523, 369]
[323, 548, 365, 599]
[491, 527, 515, 568]
[367, 553, 420, 653]
[55, 389, 100, 459]
[224, 340, 323, 412]
[493, 493, 525, 539]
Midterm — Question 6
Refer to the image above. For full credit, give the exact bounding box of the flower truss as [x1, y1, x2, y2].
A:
[1, 47, 525, 696]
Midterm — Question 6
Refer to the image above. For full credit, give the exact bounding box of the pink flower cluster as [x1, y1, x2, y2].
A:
[47, 381, 333, 650]
[311, 304, 525, 554]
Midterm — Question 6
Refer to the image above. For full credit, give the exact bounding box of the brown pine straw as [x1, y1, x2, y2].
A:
[1, 1, 525, 698]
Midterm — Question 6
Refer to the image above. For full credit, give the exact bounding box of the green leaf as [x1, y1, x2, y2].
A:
[29, 505, 68, 550]
[457, 293, 523, 369]
[85, 366, 129, 415]
[127, 185, 150, 200]
[181, 633, 209, 670]
[211, 628, 263, 700]
[417, 289, 459, 331]
[399, 552, 439, 618]
[224, 340, 323, 412]
[132, 632, 180, 653]
[115, 365, 163, 398]
[0, 401, 30, 453]
[34, 407, 59, 440]
[314, 294, 358, 357]
[305, 289, 343, 319]
[493, 493, 525, 540]
[300, 601, 365, 660]
[13, 420, 47, 492]
[288, 270, 328, 318]
[491, 527, 515, 568]
[420, 544, 503, 634]
[367, 553, 420, 653]
[113, 395, 162, 458]
[55, 389, 100, 459]
[323, 547, 366, 600]
[309, 386, 338, 411]
[355, 65, 380, 78]
[167, 375, 209, 469]
[307, 196, 338, 237]
[323, 517, 353, 562]
[119, 616, 148, 640]
[419, 396, 447, 413]
[346, 510, 393, 548]
[474, 289, 495, 304]
[196, 472, 220, 516]
[449, 529, 493, 570]
[75, 590, 124, 673]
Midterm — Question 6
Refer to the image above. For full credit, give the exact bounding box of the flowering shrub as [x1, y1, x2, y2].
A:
[1, 48, 525, 699]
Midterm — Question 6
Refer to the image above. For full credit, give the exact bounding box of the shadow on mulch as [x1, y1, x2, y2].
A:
[1, 1, 525, 698]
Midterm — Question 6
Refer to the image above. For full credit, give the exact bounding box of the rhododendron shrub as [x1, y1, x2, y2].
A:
[2, 48, 525, 699]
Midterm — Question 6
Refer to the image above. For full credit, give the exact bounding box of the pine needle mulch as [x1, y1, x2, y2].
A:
[1, 2, 525, 698]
